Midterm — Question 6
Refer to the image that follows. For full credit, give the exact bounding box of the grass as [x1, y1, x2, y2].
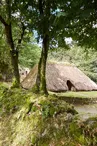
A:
[0, 83, 97, 146]
[0, 83, 78, 146]
[51, 91, 97, 98]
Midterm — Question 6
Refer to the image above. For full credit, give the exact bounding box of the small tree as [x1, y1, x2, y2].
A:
[0, 0, 26, 87]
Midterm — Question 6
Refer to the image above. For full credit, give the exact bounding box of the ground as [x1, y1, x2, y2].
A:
[52, 91, 97, 119]
[52, 91, 97, 98]
[0, 83, 97, 146]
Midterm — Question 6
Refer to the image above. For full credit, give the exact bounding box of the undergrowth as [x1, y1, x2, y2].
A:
[0, 83, 97, 146]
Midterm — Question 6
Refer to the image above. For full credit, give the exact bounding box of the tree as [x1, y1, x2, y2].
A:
[0, 24, 12, 81]
[0, 0, 26, 87]
[27, 0, 79, 95]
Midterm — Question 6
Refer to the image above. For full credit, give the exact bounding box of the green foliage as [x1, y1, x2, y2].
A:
[0, 25, 12, 80]
[0, 0, 35, 84]
[69, 117, 97, 146]
[69, 0, 97, 49]
[19, 42, 41, 68]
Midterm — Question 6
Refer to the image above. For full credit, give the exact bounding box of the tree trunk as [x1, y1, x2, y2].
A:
[40, 35, 49, 95]
[0, 1, 21, 87]
[10, 50, 20, 87]
[36, 50, 43, 92]
[37, 0, 50, 95]
[36, 35, 49, 95]
[5, 24, 20, 87]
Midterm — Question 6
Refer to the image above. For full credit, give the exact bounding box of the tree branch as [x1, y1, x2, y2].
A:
[6, 0, 11, 22]
[39, 0, 43, 15]
[0, 15, 7, 26]
[17, 23, 26, 48]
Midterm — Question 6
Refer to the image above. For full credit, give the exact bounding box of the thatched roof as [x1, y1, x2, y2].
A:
[22, 62, 97, 91]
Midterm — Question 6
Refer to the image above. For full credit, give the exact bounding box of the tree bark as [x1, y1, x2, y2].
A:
[0, 0, 25, 87]
[36, 0, 50, 95]
[36, 50, 43, 92]
[40, 35, 49, 95]
[36, 35, 49, 95]
[5, 24, 20, 87]
[10, 50, 20, 86]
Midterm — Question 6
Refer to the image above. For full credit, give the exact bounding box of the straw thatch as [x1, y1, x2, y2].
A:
[22, 62, 97, 91]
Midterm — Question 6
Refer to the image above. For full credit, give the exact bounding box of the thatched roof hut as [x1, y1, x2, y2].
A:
[22, 62, 97, 91]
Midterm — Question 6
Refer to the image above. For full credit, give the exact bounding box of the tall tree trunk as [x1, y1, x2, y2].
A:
[37, 0, 50, 95]
[10, 50, 20, 87]
[40, 35, 49, 95]
[36, 35, 49, 95]
[36, 50, 43, 92]
[0, 0, 21, 87]
[5, 24, 20, 87]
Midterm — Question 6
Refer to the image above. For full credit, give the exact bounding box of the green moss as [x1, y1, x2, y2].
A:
[54, 91, 97, 98]
[11, 78, 20, 88]
[0, 87, 97, 146]
[31, 84, 39, 93]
